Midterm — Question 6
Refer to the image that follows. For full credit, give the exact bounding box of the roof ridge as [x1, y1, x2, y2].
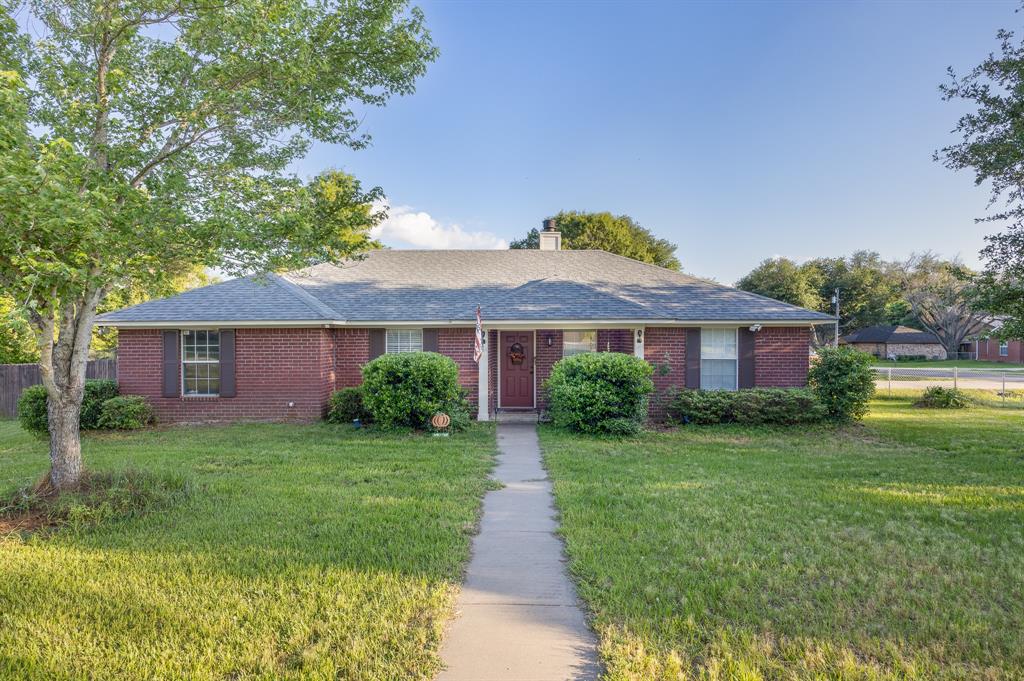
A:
[270, 273, 339, 320]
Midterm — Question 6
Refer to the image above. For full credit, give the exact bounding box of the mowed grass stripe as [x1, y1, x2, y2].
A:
[0, 420, 495, 680]
[542, 397, 1024, 680]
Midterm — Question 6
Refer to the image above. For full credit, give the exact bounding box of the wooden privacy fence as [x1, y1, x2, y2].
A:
[0, 359, 117, 418]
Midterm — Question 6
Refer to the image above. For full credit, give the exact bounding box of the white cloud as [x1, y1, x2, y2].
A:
[371, 202, 507, 250]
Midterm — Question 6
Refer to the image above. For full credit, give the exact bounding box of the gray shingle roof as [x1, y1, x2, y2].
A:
[841, 325, 941, 344]
[97, 250, 835, 325]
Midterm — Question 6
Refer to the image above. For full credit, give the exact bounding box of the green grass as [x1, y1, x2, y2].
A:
[871, 359, 1018, 368]
[542, 397, 1024, 680]
[0, 420, 495, 680]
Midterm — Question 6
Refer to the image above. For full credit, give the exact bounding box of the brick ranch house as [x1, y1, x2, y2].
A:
[97, 223, 833, 423]
[839, 325, 947, 360]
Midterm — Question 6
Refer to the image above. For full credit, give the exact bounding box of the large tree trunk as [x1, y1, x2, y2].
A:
[46, 392, 85, 490]
[29, 286, 105, 491]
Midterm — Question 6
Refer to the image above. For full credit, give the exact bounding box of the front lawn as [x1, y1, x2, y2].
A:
[0, 420, 495, 680]
[542, 397, 1024, 680]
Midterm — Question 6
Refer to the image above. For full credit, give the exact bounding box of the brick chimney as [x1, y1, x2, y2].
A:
[538, 218, 561, 251]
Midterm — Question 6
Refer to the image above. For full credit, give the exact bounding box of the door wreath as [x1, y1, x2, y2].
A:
[508, 342, 525, 365]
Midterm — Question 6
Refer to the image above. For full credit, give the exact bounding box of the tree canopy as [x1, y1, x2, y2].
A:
[937, 21, 1024, 338]
[734, 250, 985, 350]
[510, 211, 681, 270]
[735, 258, 820, 310]
[0, 0, 434, 489]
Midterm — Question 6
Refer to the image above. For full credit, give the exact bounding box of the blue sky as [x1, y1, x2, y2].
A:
[294, 0, 1015, 284]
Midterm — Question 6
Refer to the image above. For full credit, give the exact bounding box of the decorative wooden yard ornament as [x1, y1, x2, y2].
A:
[431, 412, 451, 436]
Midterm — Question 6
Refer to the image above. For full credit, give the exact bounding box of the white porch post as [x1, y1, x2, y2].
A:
[477, 330, 490, 421]
[634, 327, 645, 359]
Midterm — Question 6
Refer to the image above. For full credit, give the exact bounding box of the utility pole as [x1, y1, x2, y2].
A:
[831, 288, 840, 348]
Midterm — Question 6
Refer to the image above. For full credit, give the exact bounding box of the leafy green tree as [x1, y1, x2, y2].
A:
[0, 295, 37, 364]
[802, 251, 903, 333]
[937, 25, 1024, 338]
[0, 0, 433, 490]
[735, 258, 821, 309]
[510, 211, 681, 270]
[973, 224, 1024, 338]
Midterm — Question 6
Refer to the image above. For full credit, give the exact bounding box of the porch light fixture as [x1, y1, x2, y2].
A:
[546, 334, 553, 347]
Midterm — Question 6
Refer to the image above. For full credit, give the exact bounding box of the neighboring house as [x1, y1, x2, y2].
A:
[97, 222, 833, 423]
[973, 320, 1024, 364]
[976, 337, 1024, 363]
[840, 325, 947, 360]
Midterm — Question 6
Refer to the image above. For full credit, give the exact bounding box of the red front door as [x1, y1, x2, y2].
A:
[500, 331, 534, 408]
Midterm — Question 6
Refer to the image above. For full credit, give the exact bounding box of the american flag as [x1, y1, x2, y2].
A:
[473, 305, 483, 363]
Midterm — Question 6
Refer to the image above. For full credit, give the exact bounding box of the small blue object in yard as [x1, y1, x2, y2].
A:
[352, 418, 362, 429]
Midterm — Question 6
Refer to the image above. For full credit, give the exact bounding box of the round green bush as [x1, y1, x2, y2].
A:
[17, 385, 49, 435]
[326, 386, 373, 424]
[914, 386, 971, 409]
[97, 396, 155, 430]
[17, 379, 121, 435]
[81, 380, 119, 429]
[361, 352, 467, 430]
[544, 352, 654, 435]
[808, 346, 876, 422]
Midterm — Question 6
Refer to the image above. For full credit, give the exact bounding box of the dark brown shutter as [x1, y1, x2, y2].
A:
[422, 328, 439, 352]
[219, 329, 236, 398]
[162, 330, 179, 398]
[369, 329, 386, 359]
[685, 328, 701, 390]
[738, 328, 756, 389]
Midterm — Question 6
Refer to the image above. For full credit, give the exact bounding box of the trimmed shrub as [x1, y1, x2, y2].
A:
[808, 346, 876, 422]
[668, 388, 826, 426]
[17, 379, 121, 435]
[80, 380, 119, 429]
[544, 352, 654, 435]
[914, 386, 971, 409]
[361, 352, 468, 430]
[17, 385, 48, 435]
[97, 396, 154, 430]
[326, 386, 373, 424]
[667, 388, 734, 425]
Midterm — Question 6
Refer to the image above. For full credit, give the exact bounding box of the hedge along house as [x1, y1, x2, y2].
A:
[97, 221, 833, 423]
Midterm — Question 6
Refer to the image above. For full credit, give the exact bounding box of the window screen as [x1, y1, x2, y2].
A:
[182, 330, 220, 396]
[700, 328, 738, 391]
[563, 330, 597, 356]
[386, 329, 423, 353]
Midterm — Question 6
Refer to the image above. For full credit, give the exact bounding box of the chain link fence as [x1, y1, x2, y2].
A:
[873, 365, 1024, 406]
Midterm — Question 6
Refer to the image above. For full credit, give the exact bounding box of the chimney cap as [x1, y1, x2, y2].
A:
[542, 218, 558, 232]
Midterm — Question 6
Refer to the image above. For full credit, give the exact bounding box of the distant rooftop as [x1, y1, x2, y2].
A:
[841, 325, 941, 345]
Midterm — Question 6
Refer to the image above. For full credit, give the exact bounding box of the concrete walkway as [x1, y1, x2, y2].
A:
[437, 424, 599, 681]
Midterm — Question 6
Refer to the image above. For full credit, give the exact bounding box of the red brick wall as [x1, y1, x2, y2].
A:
[643, 327, 687, 419]
[535, 330, 563, 410]
[117, 328, 334, 423]
[976, 338, 1024, 364]
[755, 327, 811, 387]
[335, 328, 369, 387]
[597, 329, 633, 354]
[438, 328, 479, 406]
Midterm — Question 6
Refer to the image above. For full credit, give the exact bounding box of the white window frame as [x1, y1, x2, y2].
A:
[386, 328, 423, 353]
[1000, 341, 1009, 357]
[562, 330, 597, 357]
[700, 327, 739, 391]
[181, 329, 220, 397]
